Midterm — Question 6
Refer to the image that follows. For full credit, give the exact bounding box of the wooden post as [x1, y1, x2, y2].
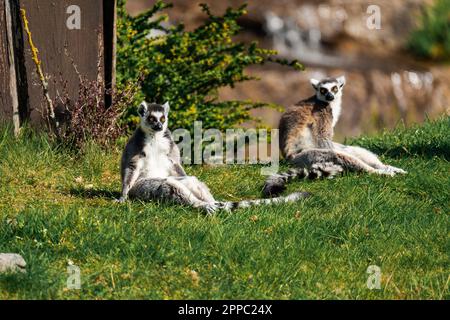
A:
[0, 0, 20, 134]
[103, 0, 117, 107]
[5, 0, 20, 134]
[0, 0, 116, 129]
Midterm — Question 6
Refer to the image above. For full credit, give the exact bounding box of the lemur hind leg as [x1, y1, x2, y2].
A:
[174, 176, 216, 203]
[291, 149, 395, 176]
[129, 177, 218, 214]
[333, 143, 406, 174]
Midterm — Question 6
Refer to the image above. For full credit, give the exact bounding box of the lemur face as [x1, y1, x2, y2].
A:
[138, 101, 170, 133]
[310, 76, 346, 103]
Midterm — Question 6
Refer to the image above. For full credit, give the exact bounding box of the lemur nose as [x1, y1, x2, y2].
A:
[325, 93, 334, 101]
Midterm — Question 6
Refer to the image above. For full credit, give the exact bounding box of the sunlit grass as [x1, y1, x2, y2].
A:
[0, 117, 448, 299]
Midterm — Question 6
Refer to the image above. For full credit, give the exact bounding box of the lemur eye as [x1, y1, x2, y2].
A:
[148, 116, 157, 122]
[332, 86, 338, 93]
[160, 116, 166, 123]
[320, 88, 327, 94]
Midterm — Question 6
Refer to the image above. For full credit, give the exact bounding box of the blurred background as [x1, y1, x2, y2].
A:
[125, 0, 449, 141]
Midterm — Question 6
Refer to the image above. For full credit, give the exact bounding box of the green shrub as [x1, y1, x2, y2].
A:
[117, 0, 303, 131]
[407, 0, 450, 61]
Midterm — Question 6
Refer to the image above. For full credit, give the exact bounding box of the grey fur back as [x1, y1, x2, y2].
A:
[129, 178, 186, 204]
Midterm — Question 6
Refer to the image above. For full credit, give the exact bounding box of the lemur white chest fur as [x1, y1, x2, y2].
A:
[298, 96, 341, 148]
[139, 133, 173, 179]
[329, 95, 342, 128]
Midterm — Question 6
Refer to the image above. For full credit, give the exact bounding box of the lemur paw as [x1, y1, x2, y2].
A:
[203, 202, 220, 215]
[385, 165, 407, 174]
[114, 197, 127, 203]
[374, 169, 396, 176]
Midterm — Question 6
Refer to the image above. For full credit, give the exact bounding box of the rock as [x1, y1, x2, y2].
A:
[0, 253, 26, 273]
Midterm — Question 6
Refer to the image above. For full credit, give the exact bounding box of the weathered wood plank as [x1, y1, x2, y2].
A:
[0, 0, 13, 124]
[5, 0, 20, 133]
[18, 0, 105, 125]
[104, 0, 116, 107]
[104, 0, 116, 88]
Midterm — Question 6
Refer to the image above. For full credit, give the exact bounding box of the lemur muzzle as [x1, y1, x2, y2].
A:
[325, 93, 334, 101]
[153, 123, 163, 131]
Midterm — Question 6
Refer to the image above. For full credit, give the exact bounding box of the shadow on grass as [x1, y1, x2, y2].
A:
[0, 271, 31, 296]
[67, 187, 120, 200]
[370, 144, 450, 160]
[0, 258, 58, 298]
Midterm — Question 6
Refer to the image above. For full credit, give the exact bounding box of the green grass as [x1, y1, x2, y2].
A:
[0, 117, 449, 299]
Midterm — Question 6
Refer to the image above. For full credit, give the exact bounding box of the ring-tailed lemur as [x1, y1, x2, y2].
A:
[118, 101, 309, 213]
[263, 76, 406, 196]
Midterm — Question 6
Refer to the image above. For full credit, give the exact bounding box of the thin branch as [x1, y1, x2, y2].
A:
[20, 8, 56, 125]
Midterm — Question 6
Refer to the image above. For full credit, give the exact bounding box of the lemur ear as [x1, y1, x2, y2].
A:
[138, 101, 148, 117]
[337, 75, 346, 88]
[310, 78, 320, 90]
[162, 101, 170, 114]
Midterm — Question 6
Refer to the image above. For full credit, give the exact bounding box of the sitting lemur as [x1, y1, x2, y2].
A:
[118, 101, 309, 213]
[263, 76, 406, 196]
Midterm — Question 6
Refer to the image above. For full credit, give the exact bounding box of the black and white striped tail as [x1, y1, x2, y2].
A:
[263, 163, 344, 197]
[217, 192, 310, 212]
